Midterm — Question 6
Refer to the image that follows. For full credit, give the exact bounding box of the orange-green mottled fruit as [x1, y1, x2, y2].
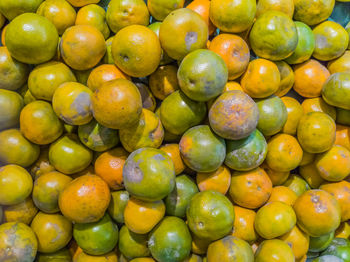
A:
[148, 0, 185, 21]
[0, 89, 24, 131]
[293, 0, 335, 26]
[2, 197, 38, 225]
[0, 0, 44, 20]
[322, 72, 350, 110]
[255, 239, 294, 262]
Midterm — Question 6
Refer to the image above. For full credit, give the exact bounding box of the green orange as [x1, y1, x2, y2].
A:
[108, 190, 129, 224]
[322, 72, 350, 110]
[118, 225, 149, 259]
[0, 89, 24, 130]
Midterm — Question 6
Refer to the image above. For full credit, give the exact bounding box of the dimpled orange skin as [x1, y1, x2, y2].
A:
[3, 197, 38, 225]
[159, 8, 208, 61]
[281, 97, 303, 136]
[196, 165, 231, 195]
[297, 112, 336, 154]
[299, 163, 324, 189]
[335, 124, 350, 151]
[274, 61, 295, 97]
[0, 222, 38, 262]
[231, 206, 258, 244]
[124, 197, 165, 234]
[186, 0, 216, 35]
[94, 147, 128, 191]
[266, 134, 303, 172]
[229, 167, 273, 209]
[87, 64, 130, 92]
[31, 212, 72, 253]
[301, 97, 337, 120]
[37, 0, 77, 35]
[315, 145, 350, 182]
[209, 34, 250, 80]
[67, 0, 99, 7]
[60, 25, 106, 70]
[268, 186, 298, 206]
[112, 25, 161, 77]
[149, 65, 179, 100]
[328, 51, 350, 74]
[320, 181, 350, 222]
[241, 58, 280, 98]
[159, 144, 185, 175]
[261, 162, 290, 186]
[256, 0, 294, 18]
[279, 225, 310, 260]
[52, 82, 93, 125]
[58, 175, 111, 223]
[293, 59, 330, 98]
[293, 189, 341, 237]
[91, 78, 142, 129]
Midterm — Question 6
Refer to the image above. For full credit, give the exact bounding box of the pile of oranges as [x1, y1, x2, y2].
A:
[0, 0, 350, 261]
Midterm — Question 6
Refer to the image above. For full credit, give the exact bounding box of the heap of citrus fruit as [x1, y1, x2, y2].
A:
[0, 0, 350, 261]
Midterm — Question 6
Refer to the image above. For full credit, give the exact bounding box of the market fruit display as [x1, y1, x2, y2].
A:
[0, 1, 350, 261]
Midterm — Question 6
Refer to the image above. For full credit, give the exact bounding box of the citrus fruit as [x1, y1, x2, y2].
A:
[0, 89, 24, 130]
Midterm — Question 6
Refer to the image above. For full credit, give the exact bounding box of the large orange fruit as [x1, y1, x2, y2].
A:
[91, 78, 142, 129]
[293, 189, 341, 237]
[159, 8, 208, 60]
[112, 25, 161, 77]
[59, 174, 110, 223]
[60, 25, 106, 70]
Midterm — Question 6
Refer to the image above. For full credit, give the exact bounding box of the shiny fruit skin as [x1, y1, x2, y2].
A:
[118, 225, 150, 259]
[159, 144, 185, 175]
[58, 174, 111, 223]
[268, 186, 298, 206]
[322, 72, 350, 110]
[3, 197, 38, 225]
[274, 61, 295, 97]
[108, 190, 129, 224]
[0, 89, 24, 130]
[255, 239, 294, 262]
[148, 0, 185, 21]
[279, 225, 310, 260]
[196, 165, 231, 195]
[256, 0, 294, 18]
[281, 96, 303, 135]
[231, 206, 258, 244]
[187, 0, 216, 35]
[148, 216, 192, 262]
[73, 213, 118, 256]
[0, 222, 38, 262]
[293, 0, 335, 26]
[301, 97, 336, 120]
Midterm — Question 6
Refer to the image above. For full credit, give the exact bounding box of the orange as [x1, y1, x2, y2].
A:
[0, 164, 33, 206]
[229, 167, 273, 209]
[112, 25, 161, 77]
[320, 181, 350, 222]
[335, 222, 350, 239]
[67, 0, 99, 7]
[59, 174, 111, 223]
[1, 24, 7, 46]
[191, 234, 211, 255]
[31, 212, 72, 253]
[224, 81, 243, 92]
[159, 8, 208, 60]
[0, 89, 24, 131]
[119, 108, 162, 152]
[293, 189, 341, 237]
[106, 0, 149, 33]
[255, 239, 294, 262]
[0, 46, 29, 91]
[148, 22, 174, 65]
[261, 162, 290, 186]
[136, 82, 157, 112]
[5, 13, 59, 64]
[283, 174, 310, 197]
[87, 64, 130, 91]
[0, 222, 38, 262]
[91, 78, 142, 129]
[256, 0, 294, 18]
[279, 225, 309, 260]
[159, 143, 185, 175]
[94, 147, 128, 190]
[231, 206, 258, 244]
[301, 97, 336, 120]
[60, 25, 106, 70]
[28, 61, 76, 101]
[241, 58, 280, 98]
[335, 124, 350, 151]
[149, 65, 179, 100]
[148, 0, 185, 21]
[281, 97, 303, 135]
[299, 163, 324, 189]
[293, 0, 335, 26]
[187, 0, 216, 35]
[268, 186, 298, 206]
[315, 145, 350, 181]
[293, 59, 330, 98]
[255, 201, 296, 239]
[209, 0, 256, 33]
[124, 197, 165, 234]
[75, 4, 110, 39]
[37, 0, 76, 35]
[297, 112, 336, 153]
[32, 171, 72, 214]
[3, 197, 38, 225]
[209, 34, 250, 80]
[118, 225, 150, 259]
[328, 50, 350, 74]
[108, 190, 129, 224]
[322, 72, 350, 110]
[274, 61, 295, 97]
[0, 129, 40, 167]
[196, 165, 231, 195]
[299, 151, 315, 166]
[0, 0, 43, 20]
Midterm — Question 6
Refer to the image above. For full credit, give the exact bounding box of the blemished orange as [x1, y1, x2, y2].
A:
[187, 0, 216, 35]
[94, 147, 128, 191]
[124, 197, 165, 234]
[87, 64, 130, 91]
[293, 59, 330, 98]
[209, 34, 250, 80]
[196, 165, 231, 195]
